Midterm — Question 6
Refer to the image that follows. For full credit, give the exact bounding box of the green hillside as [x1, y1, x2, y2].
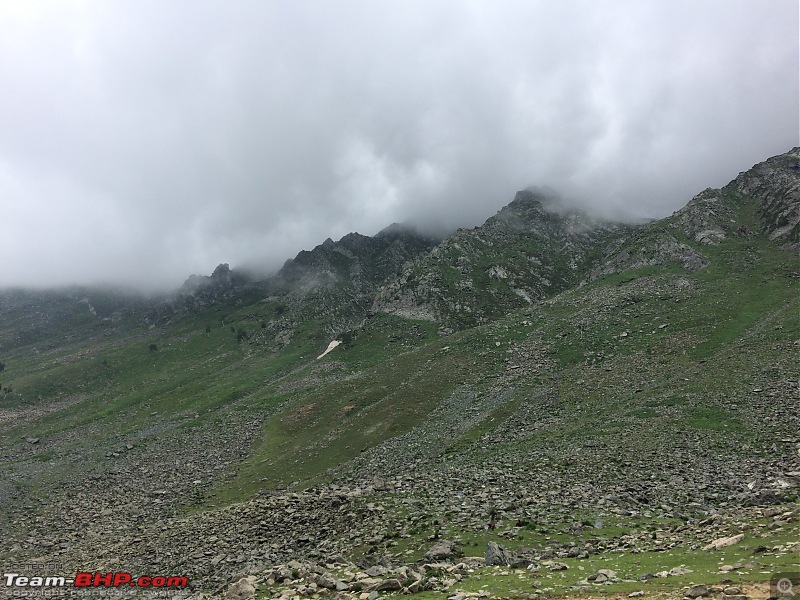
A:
[0, 149, 797, 599]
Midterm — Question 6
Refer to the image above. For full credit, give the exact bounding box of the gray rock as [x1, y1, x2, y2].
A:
[225, 576, 256, 600]
[485, 541, 516, 566]
[723, 587, 743, 595]
[315, 574, 339, 590]
[406, 580, 422, 593]
[685, 584, 710, 598]
[364, 565, 387, 577]
[510, 557, 532, 568]
[589, 569, 617, 583]
[374, 578, 402, 591]
[424, 539, 463, 562]
[359, 577, 383, 590]
[703, 533, 744, 551]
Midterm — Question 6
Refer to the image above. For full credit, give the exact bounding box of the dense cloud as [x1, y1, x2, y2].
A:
[1, 0, 797, 290]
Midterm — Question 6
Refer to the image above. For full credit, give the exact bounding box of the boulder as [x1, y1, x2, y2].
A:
[685, 584, 709, 598]
[703, 533, 745, 551]
[424, 540, 464, 562]
[485, 541, 516, 566]
[589, 569, 617, 583]
[373, 578, 402, 592]
[225, 576, 256, 600]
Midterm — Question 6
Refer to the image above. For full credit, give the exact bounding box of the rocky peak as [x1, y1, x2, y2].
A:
[587, 147, 800, 283]
[211, 263, 233, 285]
[273, 227, 438, 297]
[178, 263, 245, 297]
[372, 190, 628, 327]
[375, 222, 416, 238]
[668, 148, 800, 248]
[727, 147, 800, 246]
[668, 188, 736, 245]
[484, 190, 551, 231]
[506, 188, 549, 212]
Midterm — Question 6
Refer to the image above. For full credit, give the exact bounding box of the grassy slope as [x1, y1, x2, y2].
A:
[0, 190, 797, 596]
[1, 203, 796, 493]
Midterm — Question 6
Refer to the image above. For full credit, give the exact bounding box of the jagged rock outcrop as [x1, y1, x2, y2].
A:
[179, 263, 246, 295]
[274, 225, 439, 296]
[728, 146, 800, 245]
[669, 188, 740, 245]
[372, 190, 630, 327]
[586, 226, 711, 282]
[589, 148, 800, 282]
[232, 225, 440, 351]
[172, 263, 252, 315]
[374, 148, 800, 323]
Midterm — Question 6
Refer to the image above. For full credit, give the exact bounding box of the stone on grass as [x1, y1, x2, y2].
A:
[485, 541, 516, 566]
[685, 584, 709, 598]
[424, 539, 463, 562]
[703, 533, 744, 551]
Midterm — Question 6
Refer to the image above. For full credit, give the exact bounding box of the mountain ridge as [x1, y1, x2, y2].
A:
[0, 147, 797, 598]
[371, 189, 636, 327]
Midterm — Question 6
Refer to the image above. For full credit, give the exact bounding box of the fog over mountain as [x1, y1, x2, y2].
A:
[1, 0, 797, 290]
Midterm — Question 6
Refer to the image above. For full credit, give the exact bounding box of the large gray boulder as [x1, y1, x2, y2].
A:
[485, 541, 517, 566]
[424, 539, 464, 562]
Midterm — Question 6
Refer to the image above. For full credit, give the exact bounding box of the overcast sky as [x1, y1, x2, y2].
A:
[1, 1, 797, 290]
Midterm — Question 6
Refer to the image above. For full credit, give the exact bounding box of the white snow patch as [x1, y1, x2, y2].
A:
[316, 340, 341, 360]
